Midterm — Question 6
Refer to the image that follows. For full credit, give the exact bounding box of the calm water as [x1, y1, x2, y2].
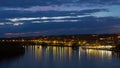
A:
[0, 45, 120, 68]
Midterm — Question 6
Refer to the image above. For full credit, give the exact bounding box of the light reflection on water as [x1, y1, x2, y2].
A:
[0, 45, 120, 68]
[27, 46, 75, 62]
[86, 49, 112, 60]
[26, 45, 113, 62]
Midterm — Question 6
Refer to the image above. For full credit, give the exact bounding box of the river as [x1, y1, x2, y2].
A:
[0, 45, 120, 68]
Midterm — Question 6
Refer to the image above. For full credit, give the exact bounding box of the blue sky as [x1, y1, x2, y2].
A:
[0, 0, 120, 37]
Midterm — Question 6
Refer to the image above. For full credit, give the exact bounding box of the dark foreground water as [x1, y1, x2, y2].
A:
[0, 45, 120, 68]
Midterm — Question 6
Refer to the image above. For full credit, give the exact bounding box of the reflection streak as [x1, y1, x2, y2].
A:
[86, 49, 112, 60]
[27, 46, 113, 62]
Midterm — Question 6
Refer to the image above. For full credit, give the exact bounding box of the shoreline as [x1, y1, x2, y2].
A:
[81, 47, 120, 52]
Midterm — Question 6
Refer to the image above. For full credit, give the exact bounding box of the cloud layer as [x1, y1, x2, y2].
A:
[2, 4, 105, 12]
[0, 0, 120, 7]
[0, 0, 120, 37]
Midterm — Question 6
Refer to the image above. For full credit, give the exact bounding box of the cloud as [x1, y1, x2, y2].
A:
[4, 31, 50, 37]
[12, 22, 23, 26]
[3, 6, 53, 12]
[77, 0, 120, 4]
[0, 22, 5, 25]
[2, 4, 106, 12]
[1, 16, 120, 37]
[0, 0, 120, 7]
[32, 20, 80, 23]
[7, 17, 41, 22]
[6, 15, 90, 22]
[0, 0, 120, 37]
[0, 22, 24, 26]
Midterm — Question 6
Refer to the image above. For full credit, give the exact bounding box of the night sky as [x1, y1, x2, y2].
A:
[0, 0, 120, 37]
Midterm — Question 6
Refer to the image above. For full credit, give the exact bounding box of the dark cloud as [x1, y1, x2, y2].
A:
[78, 0, 120, 4]
[1, 16, 120, 37]
[0, 8, 108, 19]
[0, 0, 120, 7]
[0, 0, 120, 37]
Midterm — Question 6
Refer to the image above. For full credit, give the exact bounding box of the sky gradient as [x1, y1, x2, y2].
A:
[0, 0, 120, 37]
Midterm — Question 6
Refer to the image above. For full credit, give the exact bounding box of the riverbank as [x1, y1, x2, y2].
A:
[81, 47, 120, 52]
